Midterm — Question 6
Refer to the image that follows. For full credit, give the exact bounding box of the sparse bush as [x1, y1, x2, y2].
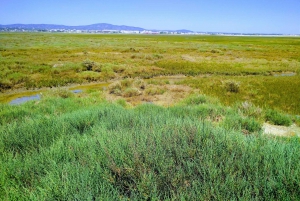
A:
[112, 65, 126, 73]
[145, 87, 165, 96]
[237, 101, 263, 118]
[211, 49, 221, 53]
[153, 54, 163, 59]
[115, 99, 127, 107]
[47, 88, 74, 99]
[82, 59, 96, 71]
[108, 82, 122, 95]
[223, 114, 262, 133]
[183, 94, 209, 105]
[121, 78, 133, 88]
[133, 79, 146, 90]
[241, 117, 262, 133]
[101, 66, 115, 79]
[224, 80, 240, 93]
[123, 87, 141, 97]
[0, 79, 12, 91]
[294, 115, 300, 126]
[265, 109, 292, 126]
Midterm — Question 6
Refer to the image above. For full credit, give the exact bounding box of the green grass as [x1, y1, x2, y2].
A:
[265, 109, 293, 126]
[0, 93, 300, 200]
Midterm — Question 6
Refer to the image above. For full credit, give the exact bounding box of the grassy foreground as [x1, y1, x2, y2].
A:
[1, 92, 300, 200]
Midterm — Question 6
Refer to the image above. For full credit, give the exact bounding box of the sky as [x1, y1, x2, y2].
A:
[0, 0, 299, 34]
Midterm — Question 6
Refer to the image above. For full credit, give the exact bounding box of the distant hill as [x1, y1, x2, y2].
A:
[0, 23, 193, 32]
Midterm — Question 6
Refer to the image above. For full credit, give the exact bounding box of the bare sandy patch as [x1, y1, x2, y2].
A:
[263, 123, 300, 137]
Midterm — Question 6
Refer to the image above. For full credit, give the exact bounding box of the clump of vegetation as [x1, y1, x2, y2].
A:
[224, 80, 240, 93]
[223, 114, 262, 133]
[183, 94, 210, 105]
[210, 49, 221, 53]
[133, 79, 146, 90]
[115, 98, 127, 107]
[120, 78, 133, 88]
[144, 87, 166, 95]
[108, 79, 147, 97]
[82, 59, 97, 71]
[101, 65, 115, 79]
[108, 82, 122, 95]
[237, 101, 263, 119]
[46, 88, 74, 98]
[122, 87, 141, 97]
[0, 79, 12, 91]
[265, 109, 292, 126]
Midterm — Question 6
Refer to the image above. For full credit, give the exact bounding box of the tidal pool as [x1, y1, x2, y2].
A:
[8, 90, 83, 105]
[9, 94, 41, 105]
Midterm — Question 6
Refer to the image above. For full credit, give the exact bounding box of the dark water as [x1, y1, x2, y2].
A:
[9, 90, 83, 105]
[9, 94, 41, 105]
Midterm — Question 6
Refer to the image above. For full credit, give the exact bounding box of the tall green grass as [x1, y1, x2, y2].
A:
[1, 95, 299, 200]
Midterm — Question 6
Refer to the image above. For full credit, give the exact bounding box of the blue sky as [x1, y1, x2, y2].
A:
[0, 0, 299, 34]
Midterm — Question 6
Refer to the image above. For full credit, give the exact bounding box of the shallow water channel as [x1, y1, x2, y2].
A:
[9, 90, 83, 105]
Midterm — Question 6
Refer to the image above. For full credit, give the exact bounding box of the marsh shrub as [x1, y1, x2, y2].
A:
[82, 60, 96, 71]
[108, 82, 122, 95]
[47, 88, 74, 99]
[0, 79, 12, 91]
[242, 117, 262, 133]
[121, 79, 133, 88]
[237, 101, 263, 118]
[145, 87, 165, 96]
[224, 80, 240, 93]
[123, 87, 141, 97]
[101, 66, 115, 79]
[112, 65, 125, 73]
[184, 94, 209, 105]
[265, 109, 292, 126]
[223, 114, 261, 133]
[133, 79, 146, 90]
[115, 99, 127, 107]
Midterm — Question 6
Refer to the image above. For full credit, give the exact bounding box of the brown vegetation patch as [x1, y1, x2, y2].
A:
[106, 80, 192, 106]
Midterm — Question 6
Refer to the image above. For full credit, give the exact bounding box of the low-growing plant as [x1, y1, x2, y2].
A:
[101, 65, 115, 79]
[0, 79, 12, 91]
[82, 59, 96, 71]
[144, 87, 166, 96]
[46, 88, 74, 98]
[133, 79, 147, 90]
[121, 78, 133, 88]
[237, 101, 263, 119]
[265, 109, 292, 126]
[115, 98, 127, 107]
[108, 82, 122, 95]
[122, 87, 141, 97]
[183, 94, 209, 105]
[224, 80, 240, 93]
[223, 113, 262, 133]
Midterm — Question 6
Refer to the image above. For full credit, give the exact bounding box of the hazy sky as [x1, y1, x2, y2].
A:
[0, 0, 299, 34]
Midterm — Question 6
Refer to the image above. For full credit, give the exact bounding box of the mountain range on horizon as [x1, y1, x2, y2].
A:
[0, 23, 193, 33]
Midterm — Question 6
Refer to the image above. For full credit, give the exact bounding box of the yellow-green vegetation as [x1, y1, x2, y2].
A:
[178, 75, 300, 114]
[1, 33, 299, 114]
[1, 91, 300, 200]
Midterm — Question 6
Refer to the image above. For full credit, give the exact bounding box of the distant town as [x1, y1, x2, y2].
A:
[0, 23, 299, 36]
